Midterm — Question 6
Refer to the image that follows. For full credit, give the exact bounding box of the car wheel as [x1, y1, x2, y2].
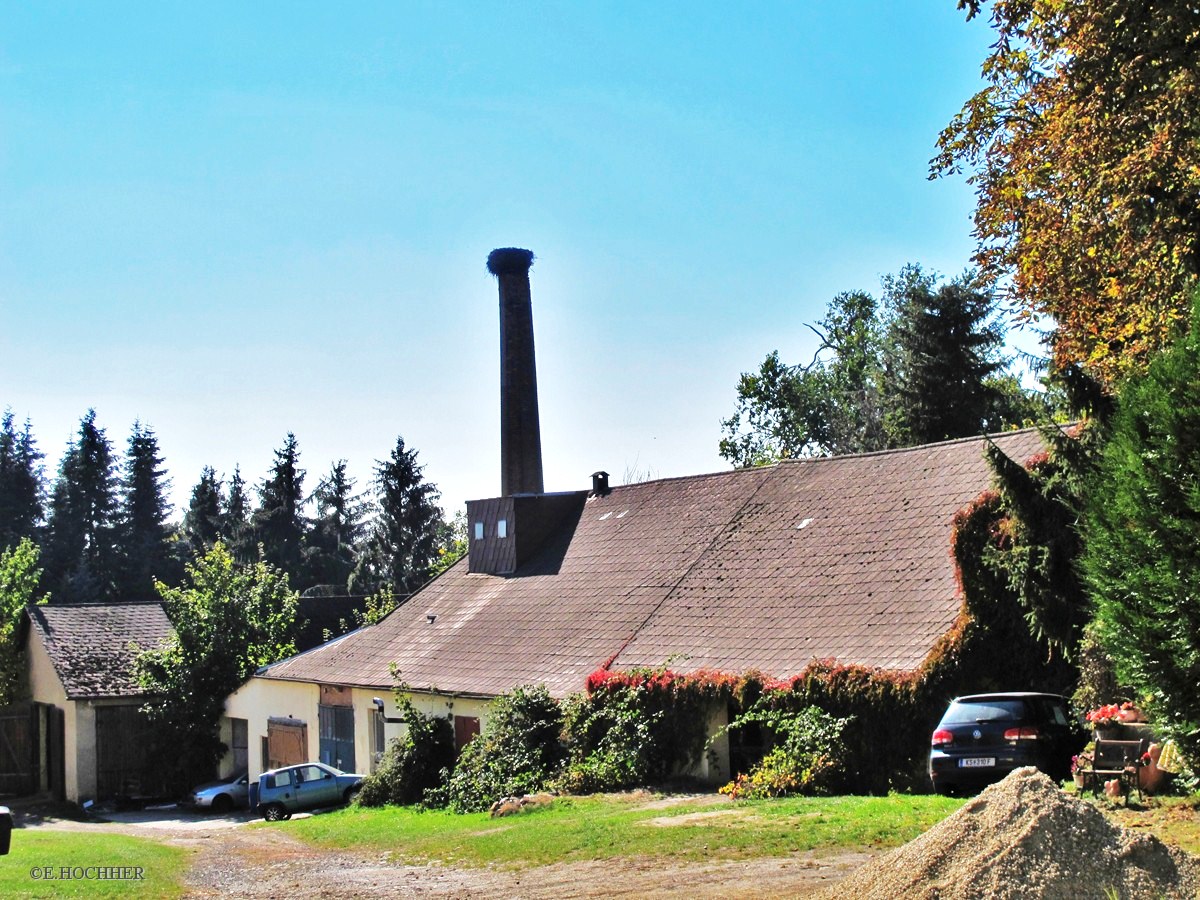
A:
[344, 786, 361, 805]
[211, 794, 233, 815]
[262, 803, 290, 822]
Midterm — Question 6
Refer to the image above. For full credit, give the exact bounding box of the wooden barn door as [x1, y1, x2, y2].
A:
[266, 718, 308, 769]
[0, 702, 35, 796]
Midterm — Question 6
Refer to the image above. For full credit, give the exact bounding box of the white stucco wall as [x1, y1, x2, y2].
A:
[222, 676, 495, 783]
[222, 674, 731, 787]
[26, 629, 81, 801]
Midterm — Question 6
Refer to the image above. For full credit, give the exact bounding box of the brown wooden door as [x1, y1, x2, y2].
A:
[454, 716, 480, 754]
[0, 703, 34, 796]
[267, 719, 308, 769]
[95, 705, 163, 799]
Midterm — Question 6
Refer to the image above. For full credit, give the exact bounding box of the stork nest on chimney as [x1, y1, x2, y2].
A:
[487, 247, 535, 275]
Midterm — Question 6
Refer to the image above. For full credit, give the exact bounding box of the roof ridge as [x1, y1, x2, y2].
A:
[601, 425, 1048, 495]
[773, 424, 1047, 466]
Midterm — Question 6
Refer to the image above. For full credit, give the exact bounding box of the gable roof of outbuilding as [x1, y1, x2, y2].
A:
[259, 428, 1046, 698]
[25, 602, 174, 700]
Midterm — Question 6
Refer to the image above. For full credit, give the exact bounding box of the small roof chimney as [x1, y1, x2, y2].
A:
[488, 248, 544, 497]
[591, 471, 610, 495]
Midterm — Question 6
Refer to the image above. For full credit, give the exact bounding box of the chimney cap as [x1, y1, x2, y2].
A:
[487, 247, 535, 276]
[591, 471, 610, 495]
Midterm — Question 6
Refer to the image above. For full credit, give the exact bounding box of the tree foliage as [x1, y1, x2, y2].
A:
[0, 411, 44, 551]
[883, 267, 1014, 445]
[721, 266, 1040, 466]
[183, 466, 225, 554]
[135, 543, 298, 791]
[721, 290, 889, 464]
[1082, 294, 1200, 762]
[114, 422, 178, 601]
[354, 436, 443, 595]
[223, 466, 255, 564]
[430, 509, 468, 578]
[252, 433, 308, 575]
[304, 460, 368, 592]
[937, 0, 1200, 382]
[0, 538, 47, 705]
[43, 410, 119, 603]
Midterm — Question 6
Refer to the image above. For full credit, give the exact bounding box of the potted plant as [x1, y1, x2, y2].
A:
[1086, 704, 1123, 738]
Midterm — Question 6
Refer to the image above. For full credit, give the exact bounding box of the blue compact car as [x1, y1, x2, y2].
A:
[256, 762, 366, 821]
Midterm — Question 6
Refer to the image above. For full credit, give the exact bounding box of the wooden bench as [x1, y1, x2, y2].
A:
[1082, 738, 1147, 804]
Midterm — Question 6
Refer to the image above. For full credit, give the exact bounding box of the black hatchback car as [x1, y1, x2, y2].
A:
[928, 692, 1083, 795]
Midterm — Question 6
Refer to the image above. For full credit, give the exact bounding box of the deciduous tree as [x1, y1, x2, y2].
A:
[936, 0, 1200, 381]
[135, 543, 298, 791]
[721, 267, 1039, 466]
[0, 538, 47, 704]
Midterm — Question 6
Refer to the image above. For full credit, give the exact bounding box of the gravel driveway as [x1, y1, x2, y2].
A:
[24, 804, 876, 898]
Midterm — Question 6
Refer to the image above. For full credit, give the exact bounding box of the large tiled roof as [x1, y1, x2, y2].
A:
[26, 602, 174, 699]
[260, 429, 1046, 698]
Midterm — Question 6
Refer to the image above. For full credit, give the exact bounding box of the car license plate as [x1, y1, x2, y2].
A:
[959, 757, 995, 768]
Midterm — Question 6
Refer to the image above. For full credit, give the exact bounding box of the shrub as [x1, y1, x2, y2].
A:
[356, 696, 455, 807]
[555, 666, 734, 793]
[443, 685, 566, 812]
[555, 686, 661, 793]
[716, 702, 850, 799]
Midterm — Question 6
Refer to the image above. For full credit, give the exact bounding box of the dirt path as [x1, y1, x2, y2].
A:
[25, 806, 877, 898]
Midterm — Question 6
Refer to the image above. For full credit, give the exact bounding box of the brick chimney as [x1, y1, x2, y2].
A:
[488, 247, 544, 497]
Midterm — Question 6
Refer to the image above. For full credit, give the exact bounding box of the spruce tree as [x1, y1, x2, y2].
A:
[883, 267, 1009, 445]
[0, 411, 44, 550]
[223, 466, 255, 564]
[183, 466, 225, 553]
[115, 422, 176, 600]
[354, 436, 442, 595]
[1083, 293, 1200, 761]
[252, 434, 307, 578]
[304, 460, 367, 592]
[44, 410, 119, 603]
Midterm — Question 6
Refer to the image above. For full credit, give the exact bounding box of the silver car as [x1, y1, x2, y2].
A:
[256, 762, 365, 821]
[189, 771, 250, 813]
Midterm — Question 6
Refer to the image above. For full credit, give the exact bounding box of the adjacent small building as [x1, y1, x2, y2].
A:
[23, 602, 173, 802]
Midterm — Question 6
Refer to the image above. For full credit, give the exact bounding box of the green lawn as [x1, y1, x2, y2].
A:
[285, 792, 965, 869]
[0, 830, 189, 899]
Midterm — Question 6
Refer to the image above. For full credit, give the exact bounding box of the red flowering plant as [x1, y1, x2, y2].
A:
[1086, 704, 1123, 729]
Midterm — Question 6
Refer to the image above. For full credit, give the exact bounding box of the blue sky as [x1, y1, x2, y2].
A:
[1, 2, 1002, 519]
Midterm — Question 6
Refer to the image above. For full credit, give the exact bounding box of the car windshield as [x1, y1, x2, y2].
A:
[942, 699, 1027, 724]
